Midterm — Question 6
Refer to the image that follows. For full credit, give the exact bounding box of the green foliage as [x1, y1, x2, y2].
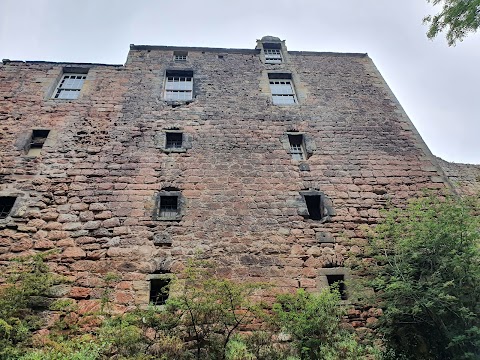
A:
[272, 289, 371, 360]
[225, 338, 255, 360]
[18, 337, 103, 360]
[424, 0, 480, 45]
[149, 260, 269, 360]
[97, 313, 149, 358]
[0, 253, 56, 359]
[1, 256, 371, 360]
[100, 272, 121, 314]
[370, 194, 480, 359]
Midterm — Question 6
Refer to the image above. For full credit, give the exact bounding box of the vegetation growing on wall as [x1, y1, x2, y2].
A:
[369, 194, 480, 359]
[0, 257, 376, 360]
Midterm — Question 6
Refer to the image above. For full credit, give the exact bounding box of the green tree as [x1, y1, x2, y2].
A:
[272, 289, 373, 360]
[370, 194, 480, 359]
[424, 0, 480, 45]
[155, 260, 268, 360]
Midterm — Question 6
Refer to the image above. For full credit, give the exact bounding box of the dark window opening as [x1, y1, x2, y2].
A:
[327, 274, 347, 300]
[27, 130, 50, 156]
[159, 196, 178, 218]
[150, 278, 171, 305]
[263, 42, 282, 50]
[0, 196, 16, 219]
[305, 195, 323, 220]
[166, 132, 183, 149]
[288, 134, 305, 160]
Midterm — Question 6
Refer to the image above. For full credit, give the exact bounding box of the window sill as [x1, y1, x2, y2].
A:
[162, 148, 187, 153]
[165, 100, 193, 105]
[155, 216, 182, 221]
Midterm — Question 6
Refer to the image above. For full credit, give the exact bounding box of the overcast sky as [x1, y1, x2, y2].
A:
[1, 0, 479, 164]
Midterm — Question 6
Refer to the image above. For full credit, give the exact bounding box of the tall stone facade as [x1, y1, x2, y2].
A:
[0, 37, 467, 318]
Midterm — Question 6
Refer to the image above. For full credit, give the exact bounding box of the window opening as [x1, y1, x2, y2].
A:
[26, 130, 50, 156]
[288, 134, 305, 160]
[150, 278, 171, 305]
[166, 132, 183, 149]
[268, 73, 296, 105]
[0, 196, 16, 219]
[173, 51, 188, 61]
[304, 195, 323, 220]
[165, 70, 193, 101]
[53, 74, 87, 99]
[327, 274, 347, 300]
[159, 196, 178, 218]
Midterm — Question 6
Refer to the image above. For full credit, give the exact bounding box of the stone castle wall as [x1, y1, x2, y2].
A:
[0, 40, 452, 319]
[436, 157, 480, 195]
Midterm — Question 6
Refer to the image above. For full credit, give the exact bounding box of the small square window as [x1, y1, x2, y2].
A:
[268, 73, 296, 105]
[150, 278, 171, 305]
[0, 196, 16, 219]
[26, 129, 50, 157]
[159, 196, 178, 218]
[155, 188, 183, 221]
[53, 73, 87, 99]
[288, 134, 305, 161]
[173, 51, 188, 61]
[304, 194, 323, 220]
[165, 70, 193, 101]
[166, 132, 183, 149]
[327, 274, 347, 300]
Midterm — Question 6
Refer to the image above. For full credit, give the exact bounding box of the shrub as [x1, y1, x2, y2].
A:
[370, 194, 480, 359]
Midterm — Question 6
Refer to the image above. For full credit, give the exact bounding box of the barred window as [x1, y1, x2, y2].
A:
[166, 132, 183, 149]
[165, 70, 193, 101]
[53, 74, 87, 99]
[159, 196, 178, 218]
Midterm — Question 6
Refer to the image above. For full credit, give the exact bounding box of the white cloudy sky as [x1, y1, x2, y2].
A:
[1, 0, 479, 164]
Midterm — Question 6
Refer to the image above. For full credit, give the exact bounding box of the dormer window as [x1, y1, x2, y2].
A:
[263, 43, 282, 64]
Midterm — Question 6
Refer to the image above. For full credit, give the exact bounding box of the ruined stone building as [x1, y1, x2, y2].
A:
[0, 36, 478, 320]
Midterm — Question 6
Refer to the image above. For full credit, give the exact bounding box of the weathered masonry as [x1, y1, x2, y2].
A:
[1, 36, 476, 322]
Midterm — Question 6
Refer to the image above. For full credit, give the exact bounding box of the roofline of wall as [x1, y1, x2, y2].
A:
[1, 59, 123, 67]
[1, 47, 368, 67]
[129, 44, 368, 57]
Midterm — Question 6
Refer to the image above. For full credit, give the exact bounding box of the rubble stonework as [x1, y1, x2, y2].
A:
[436, 157, 480, 195]
[0, 37, 474, 324]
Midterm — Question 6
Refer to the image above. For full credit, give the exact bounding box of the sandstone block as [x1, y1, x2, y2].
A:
[89, 203, 107, 211]
[62, 247, 86, 259]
